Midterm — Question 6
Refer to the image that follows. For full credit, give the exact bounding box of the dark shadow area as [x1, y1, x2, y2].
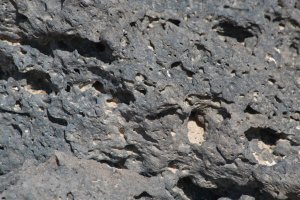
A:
[88, 67, 136, 105]
[20, 35, 116, 63]
[245, 127, 284, 145]
[213, 20, 255, 42]
[134, 191, 153, 199]
[25, 70, 54, 94]
[189, 109, 205, 128]
[96, 151, 128, 169]
[167, 19, 181, 26]
[125, 144, 140, 154]
[146, 106, 179, 120]
[177, 176, 275, 200]
[98, 159, 127, 169]
[92, 81, 105, 93]
[244, 105, 261, 114]
[217, 107, 231, 119]
[113, 89, 136, 105]
[0, 53, 17, 81]
[47, 110, 68, 126]
[177, 177, 222, 200]
[0, 65, 57, 94]
[170, 61, 195, 78]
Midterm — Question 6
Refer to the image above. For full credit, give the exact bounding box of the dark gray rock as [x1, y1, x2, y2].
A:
[0, 0, 299, 199]
[0, 151, 171, 199]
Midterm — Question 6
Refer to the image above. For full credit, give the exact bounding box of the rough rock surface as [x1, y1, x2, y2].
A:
[0, 151, 171, 199]
[0, 0, 299, 199]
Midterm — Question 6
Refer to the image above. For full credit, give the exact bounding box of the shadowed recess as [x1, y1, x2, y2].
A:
[213, 20, 255, 42]
[20, 35, 116, 63]
[177, 177, 222, 200]
[245, 127, 285, 145]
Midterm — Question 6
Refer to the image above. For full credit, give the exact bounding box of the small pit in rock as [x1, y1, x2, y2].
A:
[177, 177, 221, 200]
[92, 81, 105, 93]
[213, 19, 255, 43]
[23, 70, 54, 94]
[245, 127, 283, 146]
[187, 111, 205, 145]
[245, 127, 286, 166]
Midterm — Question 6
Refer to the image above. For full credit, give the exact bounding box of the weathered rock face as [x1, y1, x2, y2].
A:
[0, 0, 299, 199]
[1, 151, 171, 199]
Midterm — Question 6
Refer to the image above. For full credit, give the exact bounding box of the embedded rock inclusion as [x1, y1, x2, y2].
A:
[0, 0, 300, 199]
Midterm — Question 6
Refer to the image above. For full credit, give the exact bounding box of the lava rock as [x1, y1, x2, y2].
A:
[0, 0, 299, 199]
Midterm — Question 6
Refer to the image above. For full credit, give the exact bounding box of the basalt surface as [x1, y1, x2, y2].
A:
[0, 0, 300, 199]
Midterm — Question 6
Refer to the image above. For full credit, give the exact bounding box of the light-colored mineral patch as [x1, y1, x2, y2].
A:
[187, 120, 205, 144]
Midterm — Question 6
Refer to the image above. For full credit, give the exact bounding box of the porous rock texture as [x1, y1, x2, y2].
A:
[0, 0, 300, 199]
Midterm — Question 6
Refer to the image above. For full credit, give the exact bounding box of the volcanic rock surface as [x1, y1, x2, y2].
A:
[0, 0, 300, 199]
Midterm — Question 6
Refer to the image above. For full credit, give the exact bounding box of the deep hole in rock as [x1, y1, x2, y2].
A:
[134, 191, 153, 199]
[101, 151, 128, 169]
[214, 20, 255, 42]
[99, 159, 127, 169]
[217, 107, 231, 119]
[97, 42, 106, 52]
[244, 105, 260, 114]
[264, 14, 272, 21]
[88, 67, 135, 104]
[92, 81, 105, 93]
[130, 22, 136, 27]
[146, 16, 160, 23]
[25, 70, 54, 94]
[125, 144, 140, 154]
[0, 53, 19, 81]
[88, 67, 119, 86]
[14, 100, 22, 110]
[65, 85, 71, 92]
[0, 68, 57, 94]
[167, 19, 181, 26]
[113, 90, 135, 105]
[56, 40, 69, 51]
[9, 0, 30, 24]
[171, 61, 182, 68]
[245, 127, 284, 146]
[66, 192, 74, 200]
[139, 171, 158, 177]
[20, 35, 116, 63]
[12, 124, 22, 135]
[170, 61, 195, 78]
[47, 110, 68, 126]
[146, 106, 183, 121]
[16, 13, 29, 24]
[290, 40, 300, 54]
[177, 177, 222, 200]
[268, 78, 276, 84]
[274, 96, 282, 103]
[148, 40, 155, 50]
[74, 69, 80, 74]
